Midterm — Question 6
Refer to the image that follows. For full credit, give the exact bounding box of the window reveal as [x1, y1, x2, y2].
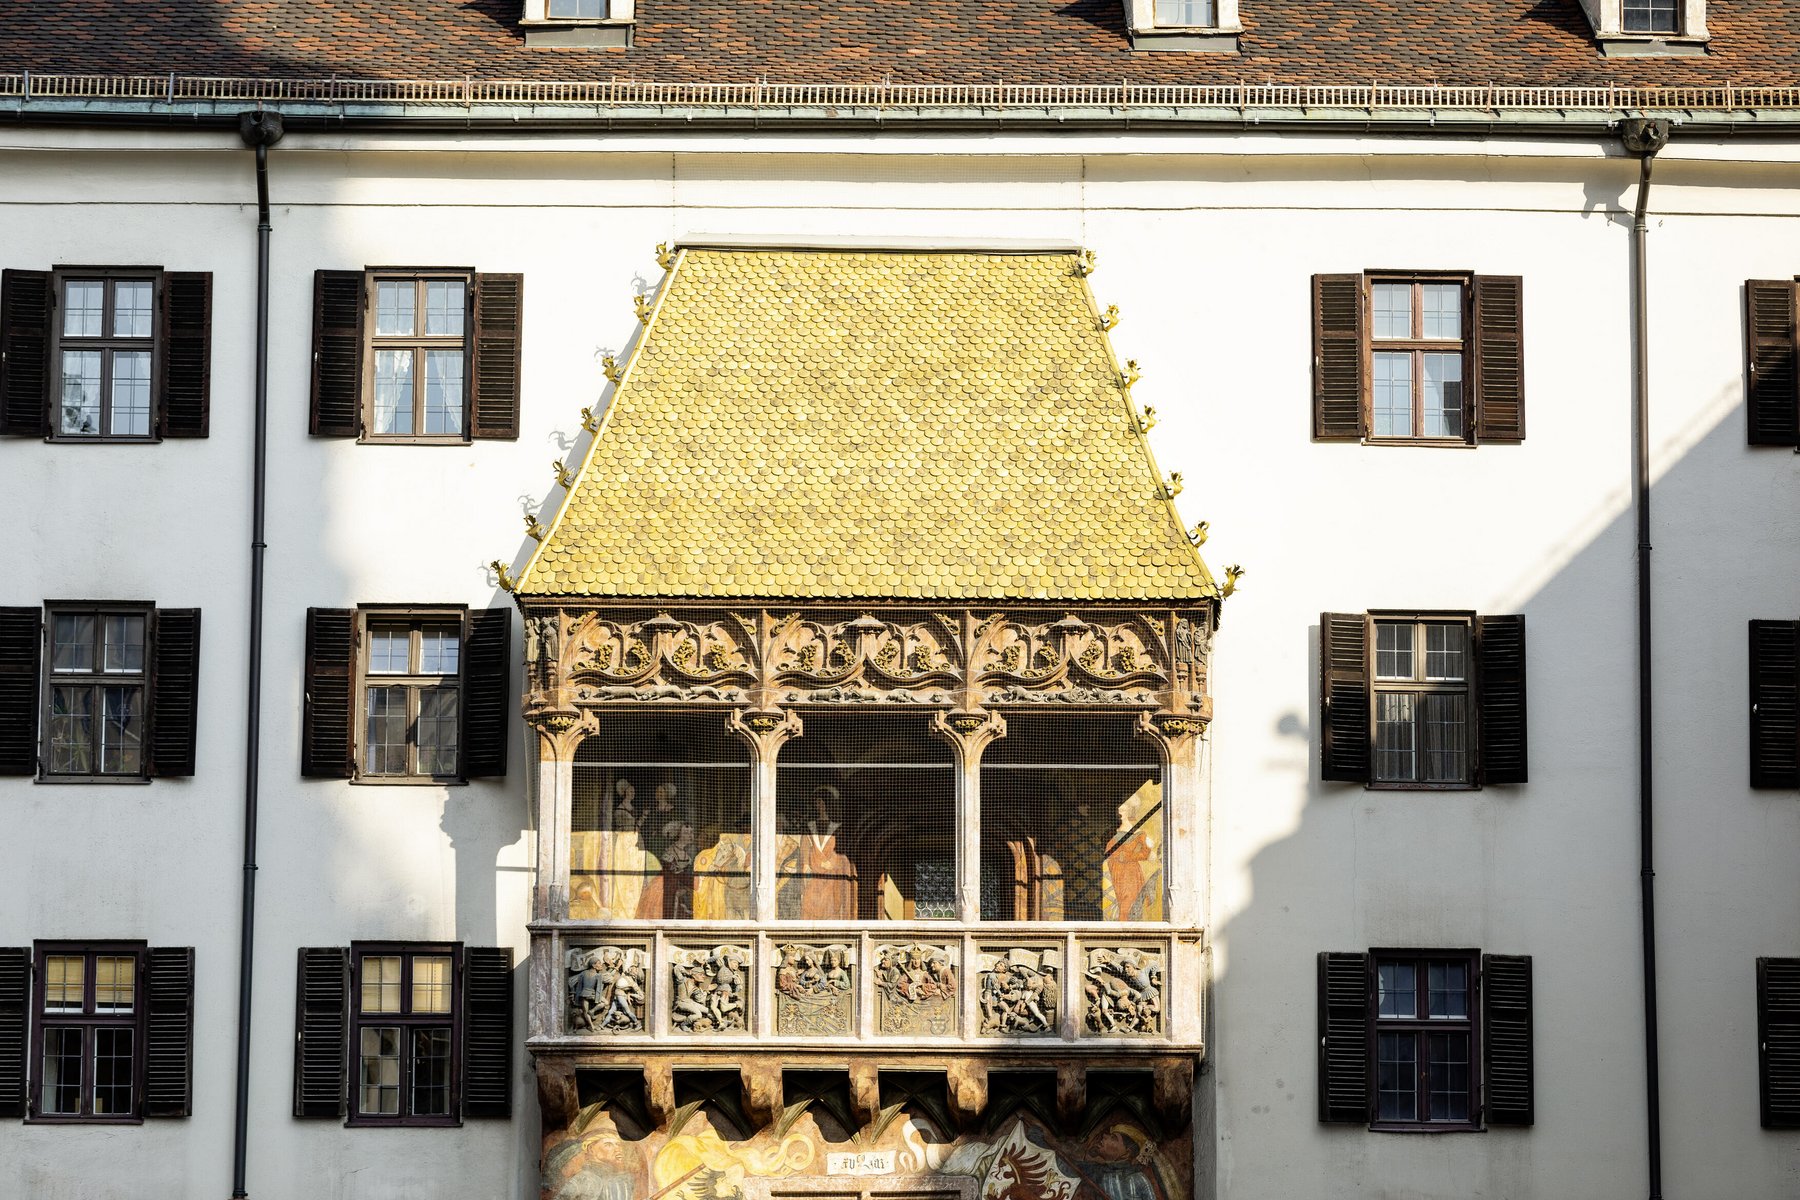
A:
[46, 607, 148, 777]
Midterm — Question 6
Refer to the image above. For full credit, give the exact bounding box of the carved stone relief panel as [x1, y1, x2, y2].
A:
[565, 944, 650, 1034]
[772, 611, 961, 705]
[669, 944, 752, 1034]
[1082, 945, 1164, 1037]
[560, 610, 758, 704]
[974, 611, 1169, 706]
[773, 942, 857, 1036]
[977, 947, 1061, 1037]
[873, 943, 959, 1037]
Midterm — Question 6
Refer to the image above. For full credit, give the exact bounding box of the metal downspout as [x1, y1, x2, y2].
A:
[1622, 114, 1670, 1200]
[231, 109, 283, 1200]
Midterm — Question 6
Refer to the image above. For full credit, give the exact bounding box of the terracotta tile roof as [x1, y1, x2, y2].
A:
[517, 248, 1215, 601]
[1, 0, 1796, 88]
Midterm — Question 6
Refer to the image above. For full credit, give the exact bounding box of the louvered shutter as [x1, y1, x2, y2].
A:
[0, 948, 27, 1118]
[149, 608, 201, 778]
[294, 947, 349, 1119]
[158, 272, 212, 438]
[1750, 621, 1800, 789]
[310, 270, 364, 438]
[462, 947, 514, 1118]
[144, 946, 195, 1118]
[1760, 958, 1800, 1128]
[470, 273, 523, 440]
[1745, 280, 1800, 447]
[0, 269, 51, 437]
[302, 609, 356, 779]
[1312, 274, 1364, 441]
[1317, 952, 1370, 1123]
[1476, 614, 1529, 785]
[0, 607, 41, 777]
[1482, 954, 1533, 1126]
[460, 609, 511, 779]
[1473, 275, 1525, 444]
[1320, 613, 1370, 782]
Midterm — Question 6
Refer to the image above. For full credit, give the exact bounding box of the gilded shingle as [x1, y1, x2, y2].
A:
[519, 248, 1214, 602]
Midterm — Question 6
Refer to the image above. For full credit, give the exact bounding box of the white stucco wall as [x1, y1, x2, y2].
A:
[1, 126, 1797, 1199]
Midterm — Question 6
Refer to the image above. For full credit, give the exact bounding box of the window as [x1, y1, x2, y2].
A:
[0, 604, 201, 781]
[1152, 0, 1215, 25]
[351, 945, 459, 1125]
[1311, 272, 1523, 445]
[1749, 621, 1799, 789]
[307, 269, 522, 442]
[1317, 950, 1532, 1130]
[1623, 0, 1679, 33]
[299, 607, 510, 782]
[547, 0, 606, 15]
[521, 0, 635, 24]
[1319, 612, 1528, 789]
[0, 267, 211, 440]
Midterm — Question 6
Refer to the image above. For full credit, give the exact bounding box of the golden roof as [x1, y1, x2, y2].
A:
[518, 247, 1215, 601]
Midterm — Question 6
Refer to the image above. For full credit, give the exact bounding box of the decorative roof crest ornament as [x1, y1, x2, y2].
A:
[580, 406, 600, 433]
[552, 460, 575, 489]
[633, 293, 653, 324]
[655, 242, 675, 271]
[1188, 521, 1209, 546]
[1162, 473, 1184, 499]
[1222, 564, 1245, 597]
[601, 355, 622, 384]
[1137, 406, 1158, 434]
[1074, 249, 1098, 277]
[1099, 304, 1120, 331]
[490, 560, 518, 592]
[523, 512, 547, 542]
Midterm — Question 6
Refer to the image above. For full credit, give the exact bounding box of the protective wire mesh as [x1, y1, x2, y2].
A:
[570, 714, 752, 920]
[980, 714, 1164, 922]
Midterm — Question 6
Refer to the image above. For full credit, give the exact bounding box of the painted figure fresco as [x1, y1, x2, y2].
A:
[775, 786, 859, 920]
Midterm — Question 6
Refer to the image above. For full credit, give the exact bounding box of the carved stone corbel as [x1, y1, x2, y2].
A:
[531, 706, 601, 763]
[644, 1062, 676, 1129]
[1153, 1058, 1194, 1132]
[727, 707, 805, 762]
[931, 709, 1006, 765]
[741, 1062, 783, 1132]
[945, 1060, 988, 1132]
[1136, 709, 1206, 759]
[536, 1058, 579, 1134]
[1055, 1062, 1086, 1134]
[848, 1062, 881, 1131]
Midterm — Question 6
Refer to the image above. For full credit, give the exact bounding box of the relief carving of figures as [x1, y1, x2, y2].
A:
[773, 943, 855, 1036]
[770, 612, 960, 696]
[1173, 614, 1210, 696]
[973, 612, 1168, 698]
[526, 613, 562, 693]
[874, 943, 958, 1037]
[565, 611, 756, 689]
[566, 946, 648, 1034]
[669, 946, 750, 1034]
[1083, 947, 1163, 1036]
[978, 947, 1061, 1036]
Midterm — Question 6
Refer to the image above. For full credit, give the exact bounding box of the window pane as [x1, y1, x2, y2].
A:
[44, 956, 85, 1011]
[411, 1027, 453, 1116]
[1418, 693, 1469, 784]
[548, 0, 607, 14]
[1422, 352, 1463, 439]
[1427, 1032, 1471, 1120]
[422, 350, 464, 436]
[112, 280, 155, 338]
[92, 1027, 134, 1115]
[94, 955, 136, 1013]
[1376, 1032, 1417, 1121]
[375, 281, 416, 336]
[367, 628, 410, 675]
[1372, 351, 1412, 438]
[1374, 692, 1417, 783]
[49, 686, 95, 774]
[60, 350, 102, 435]
[424, 281, 465, 337]
[41, 1027, 83, 1115]
[1374, 622, 1414, 680]
[416, 689, 459, 777]
[1423, 623, 1467, 681]
[1377, 961, 1416, 1018]
[52, 614, 96, 672]
[63, 281, 106, 337]
[419, 626, 460, 675]
[110, 350, 153, 437]
[373, 350, 415, 436]
[1623, 0, 1677, 32]
[1420, 283, 1462, 340]
[361, 956, 403, 1014]
[1153, 0, 1214, 23]
[411, 956, 453, 1014]
[100, 685, 144, 775]
[102, 614, 146, 674]
[358, 1026, 401, 1115]
[1372, 283, 1412, 339]
[1427, 960, 1468, 1018]
[364, 686, 410, 774]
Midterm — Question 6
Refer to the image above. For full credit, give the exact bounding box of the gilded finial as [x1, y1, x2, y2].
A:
[1121, 359, 1141, 391]
[655, 242, 674, 270]
[579, 406, 599, 433]
[1188, 521, 1209, 546]
[1222, 564, 1245, 598]
[1074, 248, 1098, 277]
[523, 512, 546, 541]
[1099, 305, 1120, 332]
[1163, 472, 1184, 499]
[1137, 406, 1158, 434]
[490, 560, 517, 592]
[601, 355, 622, 384]
[633, 293, 653, 324]
[552, 460, 574, 489]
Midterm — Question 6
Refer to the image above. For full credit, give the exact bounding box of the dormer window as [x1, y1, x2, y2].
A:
[521, 0, 633, 46]
[1127, 0, 1238, 50]
[1575, 0, 1707, 54]
[1622, 0, 1678, 32]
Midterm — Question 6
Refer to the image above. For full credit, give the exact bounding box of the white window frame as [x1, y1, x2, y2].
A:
[520, 0, 634, 25]
[1576, 0, 1708, 42]
[1126, 0, 1239, 33]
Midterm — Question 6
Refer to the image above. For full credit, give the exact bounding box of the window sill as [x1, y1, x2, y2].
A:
[356, 435, 472, 447]
[1361, 437, 1477, 449]
[345, 1115, 464, 1129]
[351, 774, 467, 787]
[45, 435, 162, 445]
[1369, 1121, 1482, 1134]
[25, 1114, 145, 1125]
[1366, 782, 1479, 792]
[1597, 32, 1709, 56]
[1130, 29, 1240, 52]
[35, 773, 152, 785]
[522, 21, 632, 48]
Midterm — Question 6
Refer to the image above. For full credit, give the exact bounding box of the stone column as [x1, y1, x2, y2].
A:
[933, 710, 1005, 924]
[729, 709, 804, 923]
[1139, 712, 1206, 928]
[532, 713, 597, 923]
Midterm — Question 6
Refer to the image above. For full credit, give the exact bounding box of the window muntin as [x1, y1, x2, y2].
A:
[53, 274, 157, 440]
[45, 607, 149, 777]
[1368, 278, 1468, 442]
[358, 616, 461, 779]
[1152, 0, 1215, 25]
[364, 274, 469, 440]
[1623, 0, 1678, 33]
[32, 945, 143, 1121]
[350, 946, 459, 1124]
[1374, 953, 1476, 1128]
[1372, 619, 1471, 786]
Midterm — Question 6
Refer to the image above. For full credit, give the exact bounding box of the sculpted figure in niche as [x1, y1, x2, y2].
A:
[777, 785, 858, 920]
[566, 947, 647, 1033]
[1083, 948, 1162, 1036]
[670, 948, 748, 1034]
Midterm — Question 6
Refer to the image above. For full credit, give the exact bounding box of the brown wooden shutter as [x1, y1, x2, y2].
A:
[144, 946, 195, 1118]
[1746, 280, 1800, 447]
[0, 607, 41, 777]
[462, 946, 513, 1118]
[158, 272, 212, 438]
[1760, 958, 1800, 1128]
[310, 270, 364, 438]
[470, 273, 523, 440]
[1312, 274, 1364, 441]
[1320, 613, 1370, 782]
[461, 608, 511, 779]
[1482, 953, 1533, 1126]
[294, 947, 349, 1119]
[302, 609, 356, 779]
[149, 608, 201, 778]
[1750, 620, 1800, 790]
[1317, 951, 1370, 1123]
[0, 947, 27, 1118]
[0, 269, 52, 437]
[1473, 275, 1525, 444]
[1476, 614, 1529, 785]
